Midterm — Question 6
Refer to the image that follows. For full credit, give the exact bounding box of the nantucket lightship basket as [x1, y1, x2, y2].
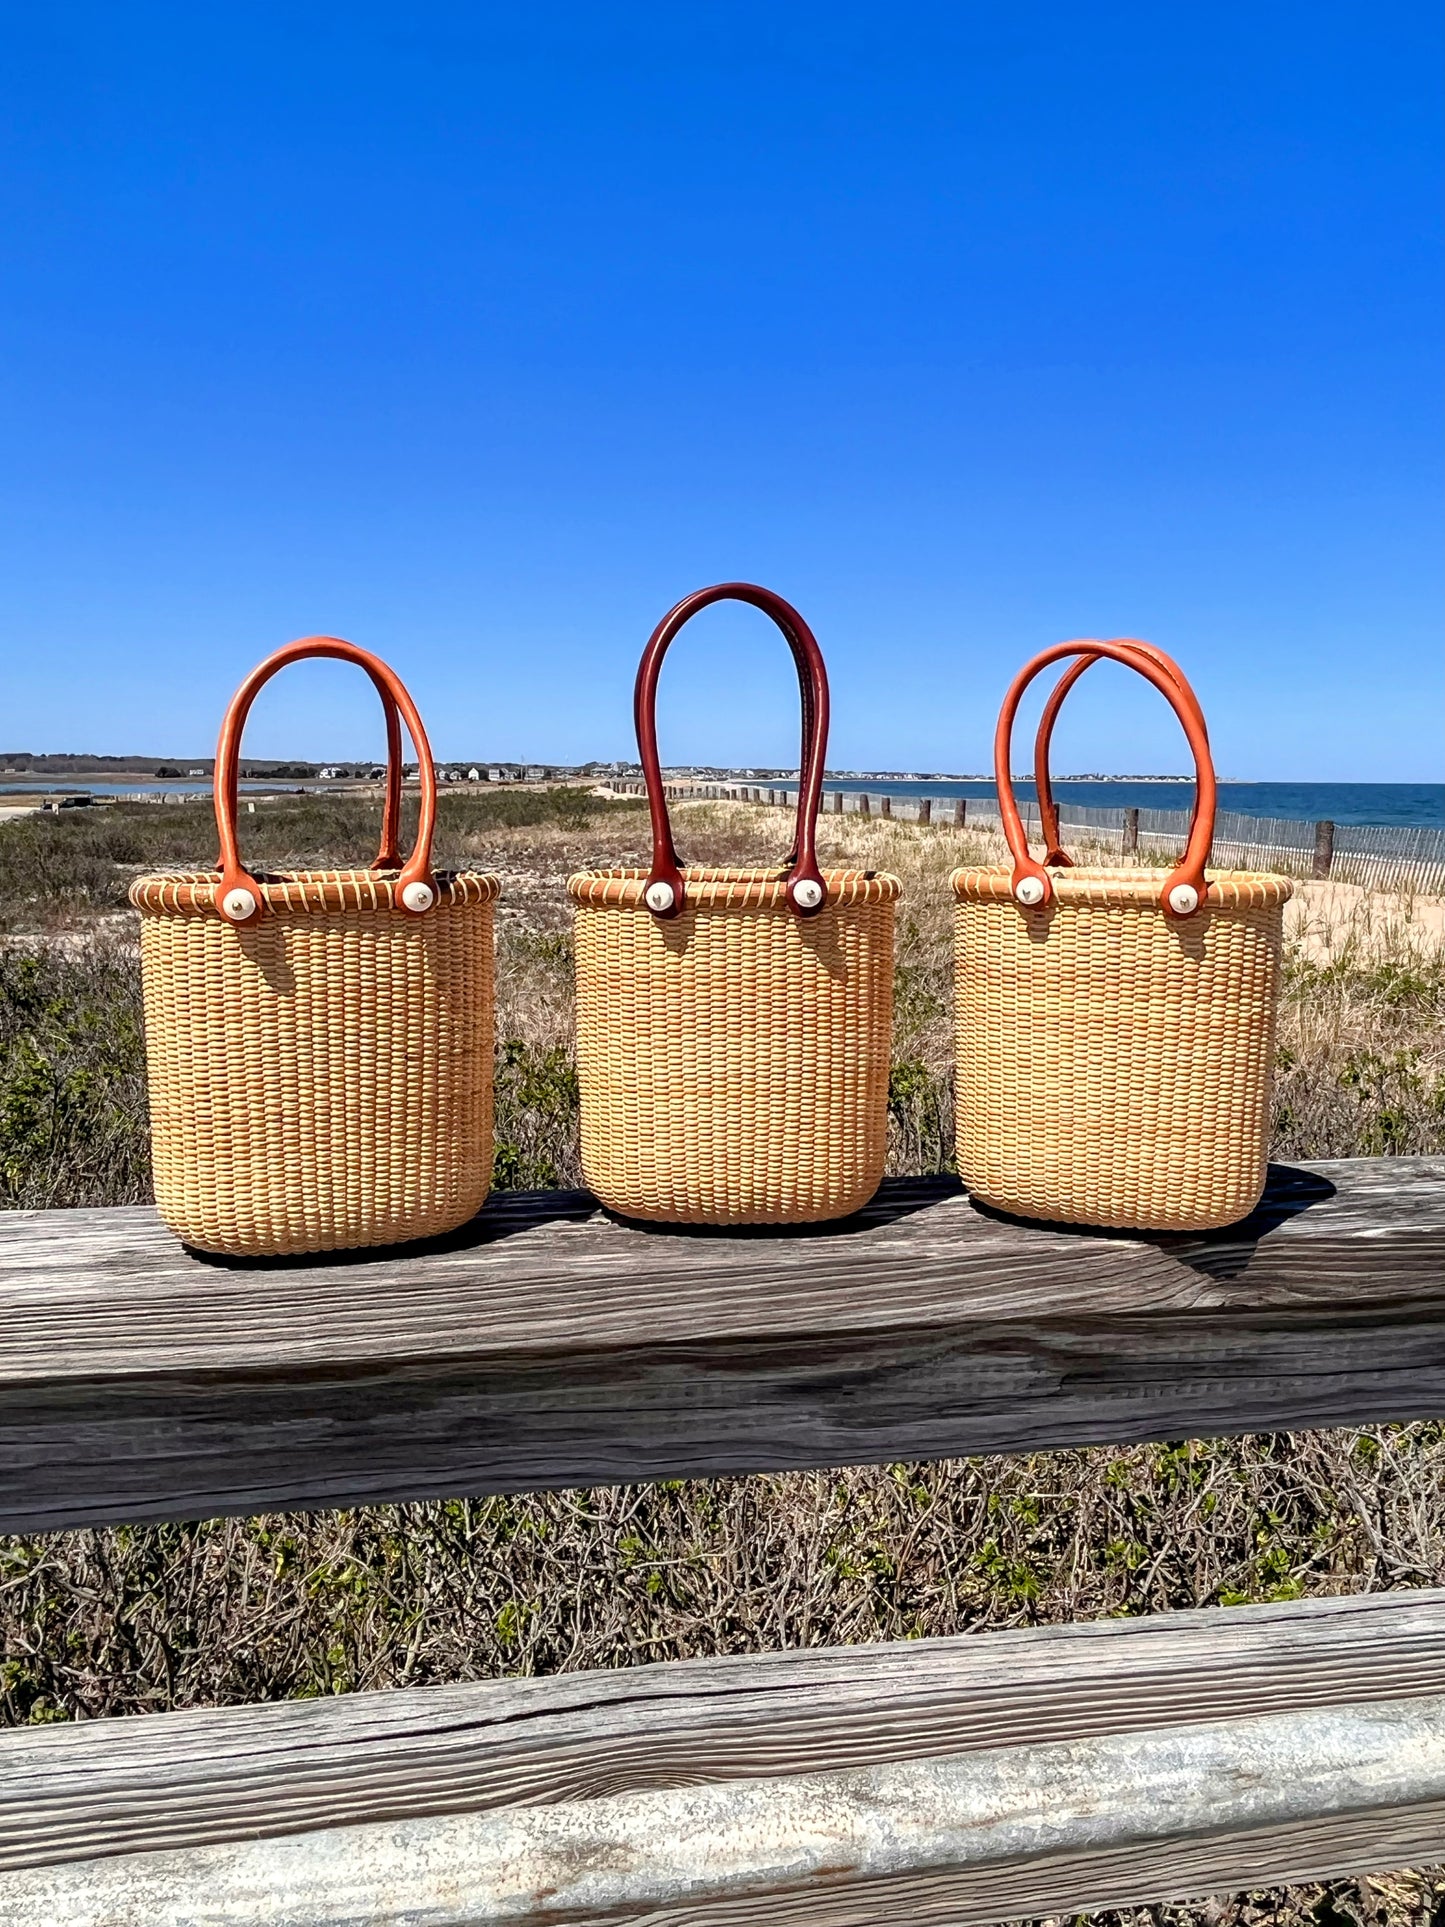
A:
[570, 583, 900, 1225]
[952, 638, 1291, 1233]
[131, 637, 499, 1257]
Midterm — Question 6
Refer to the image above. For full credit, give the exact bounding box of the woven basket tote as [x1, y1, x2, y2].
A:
[952, 638, 1291, 1232]
[570, 582, 900, 1225]
[131, 637, 499, 1256]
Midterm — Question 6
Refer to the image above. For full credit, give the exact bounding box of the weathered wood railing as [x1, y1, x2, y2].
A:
[2, 1157, 1443, 1923]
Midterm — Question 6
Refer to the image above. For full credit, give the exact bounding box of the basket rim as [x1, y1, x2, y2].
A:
[130, 867, 501, 914]
[950, 863, 1293, 906]
[568, 864, 901, 908]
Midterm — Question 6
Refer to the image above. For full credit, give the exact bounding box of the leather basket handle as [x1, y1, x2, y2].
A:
[213, 637, 439, 926]
[636, 583, 830, 919]
[218, 656, 410, 873]
[996, 639, 1216, 917]
[373, 696, 406, 869]
[1033, 639, 1208, 866]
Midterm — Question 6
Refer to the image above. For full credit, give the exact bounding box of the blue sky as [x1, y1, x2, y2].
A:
[2, 4, 1440, 779]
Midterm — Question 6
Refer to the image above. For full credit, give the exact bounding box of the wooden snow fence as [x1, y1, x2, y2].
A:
[2, 1154, 1444, 1924]
[626, 783, 1445, 894]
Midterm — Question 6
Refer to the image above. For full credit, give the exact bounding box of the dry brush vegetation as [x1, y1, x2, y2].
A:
[1, 791, 1443, 1925]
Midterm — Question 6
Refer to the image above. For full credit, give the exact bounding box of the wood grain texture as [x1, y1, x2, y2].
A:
[13, 1802, 1445, 1927]
[613, 1806, 1445, 1927]
[2, 1591, 1442, 1885]
[2, 1157, 1443, 1531]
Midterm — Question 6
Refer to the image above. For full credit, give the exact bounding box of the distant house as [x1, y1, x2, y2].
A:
[318, 767, 340, 780]
[186, 767, 205, 777]
[525, 766, 548, 783]
[467, 767, 480, 782]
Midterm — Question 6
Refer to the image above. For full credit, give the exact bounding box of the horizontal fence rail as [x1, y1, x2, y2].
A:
[5, 1591, 1445, 1924]
[2, 1157, 1444, 1534]
[611, 783, 1445, 893]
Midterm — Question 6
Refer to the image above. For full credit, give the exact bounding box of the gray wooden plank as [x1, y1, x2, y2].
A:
[7, 1160, 1444, 1378]
[16, 1802, 1445, 1927]
[7, 1687, 1445, 1924]
[2, 1158, 1444, 1531]
[3, 1590, 1443, 1877]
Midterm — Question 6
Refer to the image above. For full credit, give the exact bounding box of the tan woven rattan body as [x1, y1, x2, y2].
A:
[951, 866, 1291, 1232]
[132, 871, 499, 1256]
[571, 868, 899, 1225]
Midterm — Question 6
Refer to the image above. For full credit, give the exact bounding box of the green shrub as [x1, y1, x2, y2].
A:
[491, 1039, 581, 1190]
[887, 1054, 953, 1175]
[0, 942, 150, 1208]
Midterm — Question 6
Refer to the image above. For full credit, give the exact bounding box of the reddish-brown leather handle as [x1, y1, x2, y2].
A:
[1033, 639, 1208, 866]
[213, 637, 439, 926]
[635, 583, 830, 919]
[996, 640, 1215, 917]
[374, 697, 405, 869]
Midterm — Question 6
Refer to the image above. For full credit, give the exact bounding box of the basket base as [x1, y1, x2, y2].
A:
[960, 1177, 1266, 1237]
[160, 1188, 491, 1261]
[585, 1177, 885, 1230]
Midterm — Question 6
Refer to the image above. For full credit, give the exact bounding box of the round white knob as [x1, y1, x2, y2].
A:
[1168, 883, 1200, 916]
[644, 880, 676, 914]
[401, 881, 436, 913]
[222, 887, 257, 922]
[1014, 876, 1046, 907]
[791, 878, 824, 910]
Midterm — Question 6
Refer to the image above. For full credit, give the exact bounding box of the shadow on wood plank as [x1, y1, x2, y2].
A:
[182, 1166, 1337, 1276]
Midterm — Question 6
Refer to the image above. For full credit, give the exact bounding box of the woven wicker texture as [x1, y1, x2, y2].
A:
[133, 871, 499, 1256]
[570, 867, 899, 1225]
[952, 866, 1291, 1231]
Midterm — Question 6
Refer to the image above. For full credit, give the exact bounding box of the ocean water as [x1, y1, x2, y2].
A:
[821, 780, 1444, 829]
